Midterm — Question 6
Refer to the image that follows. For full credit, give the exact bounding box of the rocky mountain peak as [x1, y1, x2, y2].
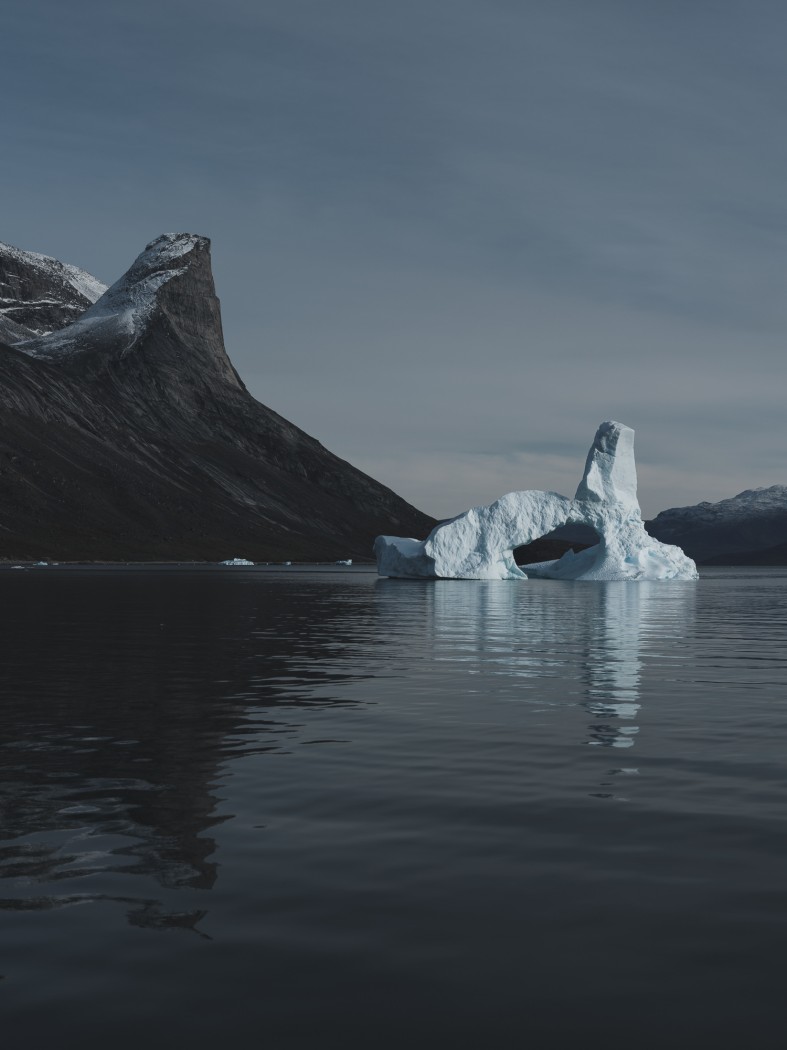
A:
[0, 239, 106, 342]
[0, 231, 434, 561]
[11, 232, 242, 391]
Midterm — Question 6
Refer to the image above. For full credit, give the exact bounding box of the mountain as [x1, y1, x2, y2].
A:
[702, 542, 787, 566]
[0, 241, 106, 342]
[0, 233, 434, 561]
[646, 486, 787, 564]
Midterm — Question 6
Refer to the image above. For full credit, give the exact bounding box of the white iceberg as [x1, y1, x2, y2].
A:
[374, 421, 698, 581]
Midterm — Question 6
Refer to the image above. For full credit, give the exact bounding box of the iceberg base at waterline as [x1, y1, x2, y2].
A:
[374, 421, 698, 582]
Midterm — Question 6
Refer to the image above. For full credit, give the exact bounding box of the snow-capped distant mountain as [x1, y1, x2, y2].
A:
[646, 486, 787, 563]
[0, 233, 433, 561]
[0, 240, 106, 342]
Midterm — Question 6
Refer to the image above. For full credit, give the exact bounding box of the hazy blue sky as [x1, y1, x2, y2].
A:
[4, 0, 787, 517]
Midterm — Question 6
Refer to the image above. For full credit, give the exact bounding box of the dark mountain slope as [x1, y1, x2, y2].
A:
[0, 234, 433, 560]
[0, 240, 106, 339]
[646, 486, 787, 564]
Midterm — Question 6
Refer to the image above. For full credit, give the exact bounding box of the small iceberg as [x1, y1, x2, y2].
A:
[220, 557, 255, 566]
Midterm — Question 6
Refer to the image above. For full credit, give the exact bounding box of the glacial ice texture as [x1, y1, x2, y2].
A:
[374, 421, 698, 581]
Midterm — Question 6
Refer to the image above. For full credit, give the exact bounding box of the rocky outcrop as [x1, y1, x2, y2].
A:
[0, 233, 434, 561]
[0, 240, 106, 339]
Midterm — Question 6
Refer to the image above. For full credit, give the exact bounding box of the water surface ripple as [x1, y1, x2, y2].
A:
[1, 566, 787, 1047]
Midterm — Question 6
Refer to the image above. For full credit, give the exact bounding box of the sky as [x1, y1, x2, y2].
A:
[3, 0, 787, 518]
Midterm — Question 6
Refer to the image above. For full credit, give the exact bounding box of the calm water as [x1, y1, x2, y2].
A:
[1, 565, 787, 1047]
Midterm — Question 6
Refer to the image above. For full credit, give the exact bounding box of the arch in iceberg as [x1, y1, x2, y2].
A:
[374, 421, 698, 581]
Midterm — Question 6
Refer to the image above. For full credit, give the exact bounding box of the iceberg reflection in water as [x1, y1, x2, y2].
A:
[414, 578, 697, 749]
[6, 566, 787, 1049]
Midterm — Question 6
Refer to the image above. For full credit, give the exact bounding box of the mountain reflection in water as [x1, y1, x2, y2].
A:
[0, 570, 369, 922]
[2, 566, 787, 1048]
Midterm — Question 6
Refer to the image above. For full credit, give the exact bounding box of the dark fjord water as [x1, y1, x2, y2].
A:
[1, 566, 787, 1048]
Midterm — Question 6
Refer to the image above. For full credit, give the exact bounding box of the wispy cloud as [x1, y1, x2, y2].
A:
[3, 0, 787, 517]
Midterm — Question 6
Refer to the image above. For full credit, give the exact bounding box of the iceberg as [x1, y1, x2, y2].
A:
[374, 421, 698, 581]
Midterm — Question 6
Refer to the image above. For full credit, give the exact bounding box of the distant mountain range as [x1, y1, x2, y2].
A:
[1, 234, 784, 565]
[646, 487, 787, 565]
[0, 234, 433, 561]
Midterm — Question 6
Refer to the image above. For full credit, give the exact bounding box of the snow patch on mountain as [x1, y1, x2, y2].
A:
[0, 242, 106, 304]
[61, 262, 107, 304]
[0, 241, 107, 338]
[14, 234, 203, 359]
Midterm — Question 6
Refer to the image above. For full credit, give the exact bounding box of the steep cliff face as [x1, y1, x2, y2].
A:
[0, 233, 434, 560]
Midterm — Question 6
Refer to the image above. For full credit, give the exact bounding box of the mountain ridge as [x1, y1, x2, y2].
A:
[0, 239, 106, 342]
[646, 485, 787, 564]
[0, 233, 434, 561]
[4, 231, 782, 565]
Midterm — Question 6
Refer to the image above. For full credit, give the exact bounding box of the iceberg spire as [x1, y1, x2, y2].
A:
[575, 420, 638, 511]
